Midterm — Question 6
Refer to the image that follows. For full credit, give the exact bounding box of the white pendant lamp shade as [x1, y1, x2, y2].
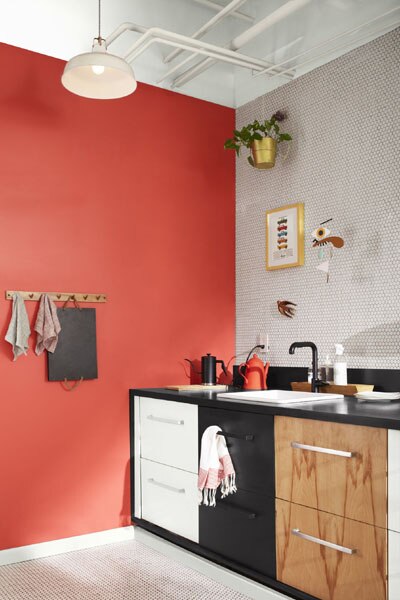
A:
[62, 50, 137, 99]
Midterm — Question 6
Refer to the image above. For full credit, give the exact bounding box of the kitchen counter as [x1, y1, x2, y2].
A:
[130, 386, 400, 430]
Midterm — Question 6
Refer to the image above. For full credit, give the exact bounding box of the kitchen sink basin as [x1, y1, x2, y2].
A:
[217, 390, 344, 404]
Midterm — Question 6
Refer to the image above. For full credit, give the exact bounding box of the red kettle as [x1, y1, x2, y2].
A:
[239, 354, 270, 390]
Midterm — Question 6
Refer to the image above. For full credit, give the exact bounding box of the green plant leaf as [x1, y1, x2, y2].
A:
[247, 155, 255, 167]
[279, 133, 292, 141]
[253, 132, 263, 140]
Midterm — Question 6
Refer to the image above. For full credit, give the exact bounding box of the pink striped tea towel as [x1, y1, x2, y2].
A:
[198, 425, 237, 507]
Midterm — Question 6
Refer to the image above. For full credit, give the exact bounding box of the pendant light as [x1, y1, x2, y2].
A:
[61, 0, 137, 99]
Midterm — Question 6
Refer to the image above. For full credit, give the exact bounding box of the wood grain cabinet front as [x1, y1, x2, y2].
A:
[276, 499, 387, 600]
[275, 416, 387, 528]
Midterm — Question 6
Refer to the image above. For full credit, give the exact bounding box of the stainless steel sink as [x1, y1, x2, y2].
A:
[217, 390, 344, 404]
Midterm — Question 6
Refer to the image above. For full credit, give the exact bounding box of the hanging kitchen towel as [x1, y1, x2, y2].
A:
[34, 294, 61, 355]
[5, 292, 31, 360]
[198, 425, 237, 507]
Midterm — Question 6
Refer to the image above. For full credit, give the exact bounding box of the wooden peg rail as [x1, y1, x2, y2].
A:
[5, 291, 107, 303]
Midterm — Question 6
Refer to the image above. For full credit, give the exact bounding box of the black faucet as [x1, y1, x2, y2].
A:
[289, 342, 325, 393]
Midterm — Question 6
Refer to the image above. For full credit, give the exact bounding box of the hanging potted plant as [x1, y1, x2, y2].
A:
[224, 111, 292, 169]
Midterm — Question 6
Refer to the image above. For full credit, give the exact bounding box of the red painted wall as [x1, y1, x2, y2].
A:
[0, 43, 235, 550]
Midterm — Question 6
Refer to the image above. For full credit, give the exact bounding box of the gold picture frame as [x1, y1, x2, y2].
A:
[266, 203, 304, 270]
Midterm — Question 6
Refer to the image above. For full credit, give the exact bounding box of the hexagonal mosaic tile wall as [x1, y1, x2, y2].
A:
[236, 27, 400, 369]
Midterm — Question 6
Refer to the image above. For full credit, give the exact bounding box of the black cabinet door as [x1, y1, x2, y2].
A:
[199, 406, 275, 497]
[200, 487, 276, 577]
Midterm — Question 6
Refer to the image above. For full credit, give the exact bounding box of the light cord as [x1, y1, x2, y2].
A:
[98, 0, 101, 39]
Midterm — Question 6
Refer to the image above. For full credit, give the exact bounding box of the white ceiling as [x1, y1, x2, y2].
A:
[0, 0, 399, 107]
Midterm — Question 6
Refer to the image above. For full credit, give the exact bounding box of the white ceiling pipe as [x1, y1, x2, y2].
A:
[105, 22, 147, 48]
[266, 20, 400, 82]
[171, 57, 217, 88]
[125, 36, 287, 73]
[230, 0, 310, 50]
[262, 37, 303, 62]
[254, 5, 400, 77]
[157, 53, 202, 85]
[172, 0, 310, 88]
[164, 0, 248, 64]
[191, 0, 253, 23]
[120, 25, 295, 75]
[157, 37, 296, 85]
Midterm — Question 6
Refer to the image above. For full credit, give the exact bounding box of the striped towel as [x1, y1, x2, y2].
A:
[198, 425, 237, 507]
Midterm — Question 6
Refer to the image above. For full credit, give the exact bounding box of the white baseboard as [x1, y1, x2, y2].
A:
[0, 526, 135, 567]
[1, 525, 291, 600]
[135, 528, 291, 600]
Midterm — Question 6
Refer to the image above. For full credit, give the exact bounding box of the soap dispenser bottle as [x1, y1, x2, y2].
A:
[322, 355, 334, 384]
[333, 344, 347, 385]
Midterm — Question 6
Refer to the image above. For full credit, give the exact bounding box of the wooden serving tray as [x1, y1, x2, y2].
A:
[291, 382, 374, 396]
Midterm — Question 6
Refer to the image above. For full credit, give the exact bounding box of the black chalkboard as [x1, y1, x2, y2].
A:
[47, 308, 98, 381]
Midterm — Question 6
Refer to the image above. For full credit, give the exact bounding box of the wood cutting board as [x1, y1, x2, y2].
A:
[291, 382, 374, 396]
[166, 384, 228, 392]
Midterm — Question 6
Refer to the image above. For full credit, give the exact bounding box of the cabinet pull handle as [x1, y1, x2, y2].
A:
[291, 441, 355, 458]
[217, 431, 254, 442]
[291, 529, 356, 555]
[147, 415, 184, 426]
[148, 478, 185, 494]
[218, 502, 257, 519]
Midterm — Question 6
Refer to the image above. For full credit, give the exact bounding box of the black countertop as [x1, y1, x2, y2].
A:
[130, 387, 400, 430]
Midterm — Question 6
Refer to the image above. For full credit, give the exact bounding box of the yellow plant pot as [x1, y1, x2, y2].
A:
[251, 138, 277, 169]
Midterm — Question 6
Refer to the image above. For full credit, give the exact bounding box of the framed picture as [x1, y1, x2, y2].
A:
[266, 203, 304, 270]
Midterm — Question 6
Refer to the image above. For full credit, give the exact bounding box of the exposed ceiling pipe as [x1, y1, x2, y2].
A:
[105, 23, 295, 77]
[191, 0, 253, 23]
[158, 33, 295, 86]
[172, 0, 311, 88]
[262, 37, 304, 62]
[164, 0, 248, 64]
[265, 19, 400, 81]
[125, 36, 278, 72]
[253, 5, 400, 77]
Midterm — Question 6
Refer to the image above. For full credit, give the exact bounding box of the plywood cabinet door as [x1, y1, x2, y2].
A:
[275, 416, 387, 528]
[276, 499, 387, 600]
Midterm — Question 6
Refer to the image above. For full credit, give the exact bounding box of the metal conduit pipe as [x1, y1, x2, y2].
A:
[172, 0, 311, 88]
[115, 25, 295, 78]
[164, 0, 248, 64]
[191, 0, 253, 23]
[159, 40, 293, 86]
[253, 5, 400, 78]
[125, 37, 283, 73]
[105, 22, 147, 48]
[266, 20, 400, 82]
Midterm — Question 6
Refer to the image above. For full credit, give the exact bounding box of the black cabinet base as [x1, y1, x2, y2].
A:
[133, 519, 320, 600]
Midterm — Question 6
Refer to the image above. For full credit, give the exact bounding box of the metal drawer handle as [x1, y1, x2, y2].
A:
[291, 529, 356, 555]
[148, 478, 185, 494]
[217, 431, 254, 442]
[147, 415, 184, 426]
[291, 441, 355, 458]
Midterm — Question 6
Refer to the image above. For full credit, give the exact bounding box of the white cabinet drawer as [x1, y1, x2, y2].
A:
[389, 430, 400, 533]
[141, 459, 199, 542]
[390, 530, 400, 600]
[140, 397, 198, 473]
